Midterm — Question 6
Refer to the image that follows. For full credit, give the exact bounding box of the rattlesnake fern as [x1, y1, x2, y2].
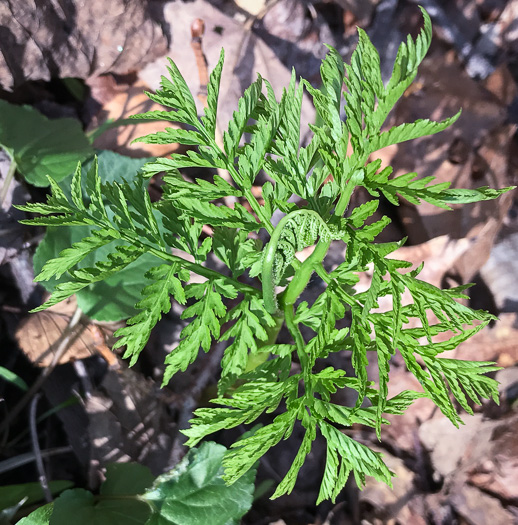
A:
[19, 8, 513, 503]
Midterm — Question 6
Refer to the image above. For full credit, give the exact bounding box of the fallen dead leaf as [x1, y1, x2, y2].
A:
[480, 232, 518, 311]
[383, 369, 436, 453]
[234, 0, 267, 16]
[482, 63, 518, 106]
[465, 415, 518, 502]
[15, 296, 118, 368]
[453, 312, 518, 366]
[418, 414, 492, 479]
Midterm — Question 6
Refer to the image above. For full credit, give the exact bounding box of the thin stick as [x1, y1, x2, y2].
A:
[0, 446, 73, 475]
[0, 159, 17, 207]
[190, 19, 209, 106]
[29, 393, 52, 502]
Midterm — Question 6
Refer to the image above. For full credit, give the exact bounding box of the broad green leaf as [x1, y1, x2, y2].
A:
[49, 488, 150, 525]
[101, 464, 155, 496]
[0, 100, 93, 186]
[142, 442, 255, 525]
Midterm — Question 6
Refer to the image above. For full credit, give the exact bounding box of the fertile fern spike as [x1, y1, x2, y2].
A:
[17, 7, 515, 504]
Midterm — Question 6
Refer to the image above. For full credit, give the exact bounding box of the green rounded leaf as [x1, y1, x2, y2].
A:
[142, 442, 256, 525]
[0, 481, 73, 511]
[101, 464, 155, 496]
[0, 100, 93, 187]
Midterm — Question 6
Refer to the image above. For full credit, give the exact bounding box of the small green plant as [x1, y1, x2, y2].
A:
[15, 442, 256, 525]
[17, 9, 513, 503]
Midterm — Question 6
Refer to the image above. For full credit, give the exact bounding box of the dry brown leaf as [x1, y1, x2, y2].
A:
[0, 0, 166, 90]
[15, 296, 117, 367]
[453, 312, 518, 365]
[482, 63, 518, 106]
[480, 232, 518, 311]
[467, 415, 518, 502]
[419, 415, 492, 479]
[449, 484, 515, 525]
[234, 0, 267, 16]
[383, 369, 436, 453]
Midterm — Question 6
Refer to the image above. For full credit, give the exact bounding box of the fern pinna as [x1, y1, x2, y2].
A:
[18, 8, 513, 502]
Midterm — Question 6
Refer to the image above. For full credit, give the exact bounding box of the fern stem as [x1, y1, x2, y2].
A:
[283, 238, 331, 307]
[334, 168, 365, 217]
[262, 209, 332, 314]
[283, 238, 331, 389]
[283, 301, 309, 382]
[120, 232, 260, 296]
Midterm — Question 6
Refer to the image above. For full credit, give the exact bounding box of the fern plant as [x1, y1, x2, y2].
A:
[18, 8, 513, 503]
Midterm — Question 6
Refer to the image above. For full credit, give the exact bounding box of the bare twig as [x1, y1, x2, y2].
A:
[323, 501, 346, 525]
[73, 360, 93, 399]
[0, 159, 16, 207]
[0, 446, 72, 475]
[29, 393, 52, 503]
